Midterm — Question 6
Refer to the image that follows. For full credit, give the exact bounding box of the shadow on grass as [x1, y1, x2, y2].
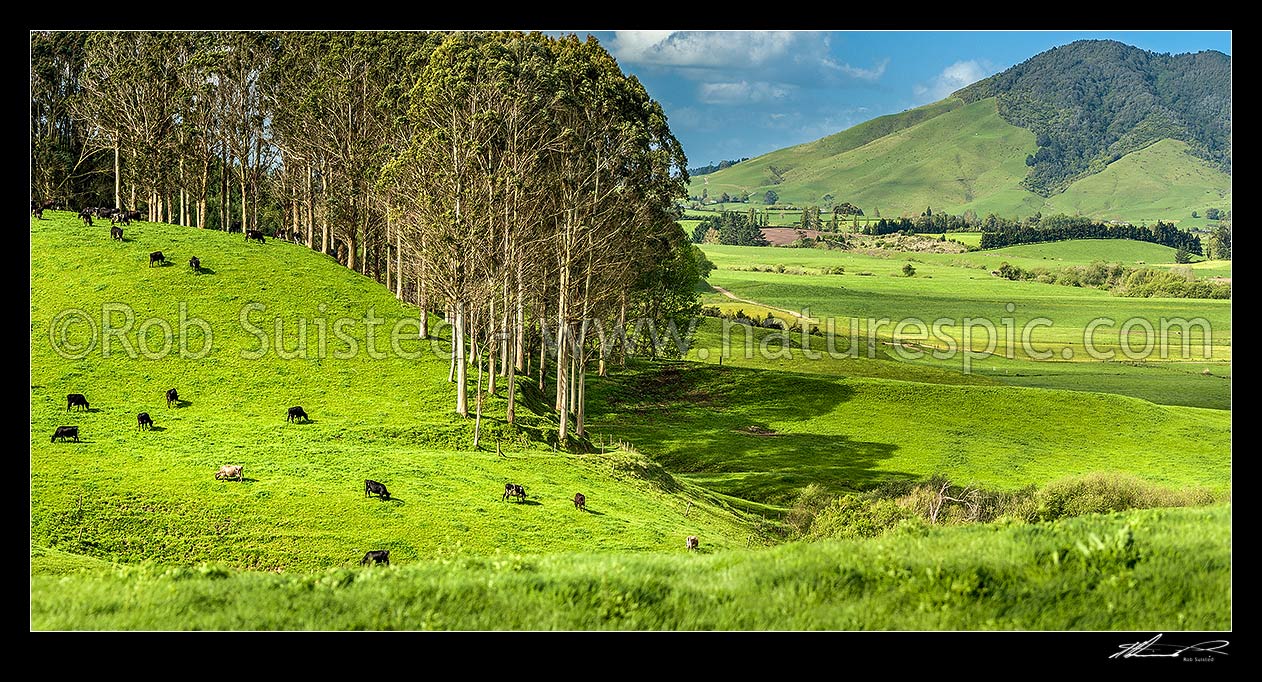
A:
[501, 499, 542, 506]
[586, 362, 916, 504]
[143, 425, 167, 432]
[579, 508, 606, 516]
[288, 419, 317, 425]
[171, 399, 192, 408]
[191, 267, 217, 275]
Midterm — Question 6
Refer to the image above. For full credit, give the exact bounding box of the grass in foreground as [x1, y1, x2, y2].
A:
[31, 504, 1231, 630]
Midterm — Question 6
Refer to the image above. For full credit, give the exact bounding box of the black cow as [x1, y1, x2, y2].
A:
[573, 492, 586, 511]
[96, 207, 118, 219]
[32, 207, 43, 220]
[67, 393, 89, 411]
[79, 210, 94, 227]
[126, 210, 142, 222]
[51, 425, 79, 443]
[112, 212, 131, 226]
[245, 229, 265, 243]
[228, 220, 242, 233]
[360, 550, 390, 567]
[502, 483, 527, 503]
[111, 226, 124, 241]
[286, 406, 310, 423]
[137, 412, 153, 431]
[188, 256, 201, 272]
[365, 479, 391, 500]
[166, 388, 179, 408]
[149, 251, 166, 267]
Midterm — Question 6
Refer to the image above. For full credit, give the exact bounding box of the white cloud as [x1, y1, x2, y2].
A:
[698, 81, 795, 105]
[823, 56, 889, 82]
[916, 59, 991, 102]
[611, 31, 798, 69]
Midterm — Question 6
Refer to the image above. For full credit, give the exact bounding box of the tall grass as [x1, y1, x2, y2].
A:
[31, 504, 1231, 630]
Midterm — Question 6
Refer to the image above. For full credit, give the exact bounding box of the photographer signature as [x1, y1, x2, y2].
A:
[1111, 634, 1229, 659]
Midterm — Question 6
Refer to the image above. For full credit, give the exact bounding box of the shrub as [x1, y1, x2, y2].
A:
[1033, 472, 1215, 521]
[807, 495, 912, 540]
[901, 263, 916, 277]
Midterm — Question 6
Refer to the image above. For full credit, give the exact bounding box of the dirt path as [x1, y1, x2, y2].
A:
[710, 285, 816, 322]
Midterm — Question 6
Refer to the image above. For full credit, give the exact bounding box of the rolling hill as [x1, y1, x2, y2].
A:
[29, 213, 761, 572]
[691, 41, 1231, 223]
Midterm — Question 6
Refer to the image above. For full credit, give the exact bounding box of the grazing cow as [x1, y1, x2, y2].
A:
[137, 412, 153, 430]
[229, 220, 242, 233]
[96, 207, 118, 219]
[149, 251, 166, 267]
[32, 207, 43, 220]
[360, 550, 390, 567]
[110, 226, 124, 241]
[51, 425, 79, 443]
[166, 388, 179, 408]
[126, 210, 142, 222]
[79, 210, 94, 227]
[66, 393, 89, 411]
[188, 256, 200, 272]
[686, 536, 699, 551]
[502, 483, 527, 503]
[245, 229, 266, 243]
[286, 406, 310, 423]
[215, 464, 244, 481]
[365, 479, 391, 500]
[112, 212, 131, 226]
[573, 492, 586, 511]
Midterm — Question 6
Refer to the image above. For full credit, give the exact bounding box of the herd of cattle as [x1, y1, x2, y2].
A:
[51, 390, 703, 559]
[39, 206, 704, 565]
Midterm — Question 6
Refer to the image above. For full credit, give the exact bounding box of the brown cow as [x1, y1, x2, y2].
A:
[573, 492, 586, 511]
[215, 464, 244, 481]
[686, 536, 699, 551]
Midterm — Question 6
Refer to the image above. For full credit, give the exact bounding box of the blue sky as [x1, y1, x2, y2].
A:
[571, 31, 1232, 168]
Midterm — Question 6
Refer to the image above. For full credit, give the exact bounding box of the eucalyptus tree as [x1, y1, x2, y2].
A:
[74, 32, 182, 214]
[30, 31, 103, 206]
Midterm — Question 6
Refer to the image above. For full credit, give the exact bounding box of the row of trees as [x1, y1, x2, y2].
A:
[686, 157, 749, 177]
[32, 30, 706, 446]
[978, 219, 1203, 253]
[690, 211, 768, 246]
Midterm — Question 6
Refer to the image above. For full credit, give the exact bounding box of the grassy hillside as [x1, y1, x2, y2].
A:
[1040, 139, 1232, 222]
[692, 98, 962, 197]
[692, 101, 1230, 223]
[30, 213, 759, 572]
[31, 504, 1231, 630]
[694, 98, 1039, 216]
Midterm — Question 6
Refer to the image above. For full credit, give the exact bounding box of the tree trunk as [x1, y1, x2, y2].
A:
[455, 301, 468, 417]
[418, 273, 428, 339]
[515, 260, 525, 371]
[488, 297, 497, 395]
[394, 208, 403, 300]
[113, 144, 121, 210]
[179, 155, 185, 226]
[320, 162, 330, 254]
[473, 332, 484, 448]
[618, 292, 628, 368]
[306, 164, 315, 249]
[576, 357, 587, 437]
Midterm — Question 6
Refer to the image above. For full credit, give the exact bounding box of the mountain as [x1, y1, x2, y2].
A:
[690, 40, 1231, 224]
